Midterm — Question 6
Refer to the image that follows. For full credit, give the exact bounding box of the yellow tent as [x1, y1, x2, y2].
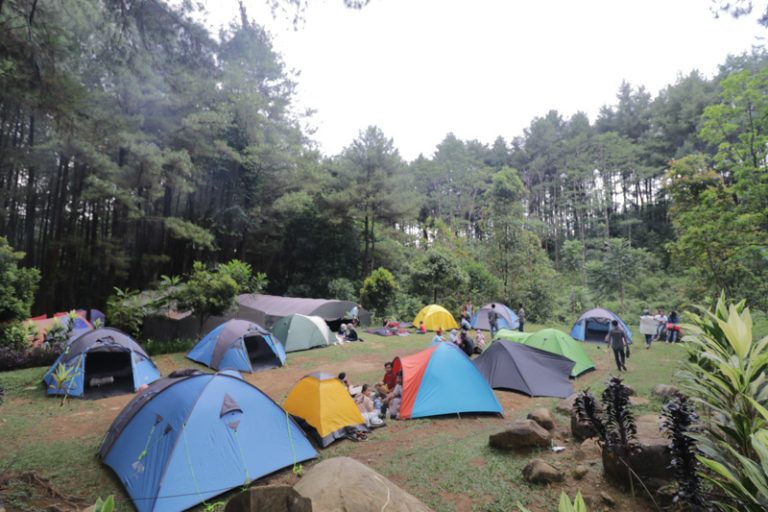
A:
[283, 372, 366, 447]
[413, 304, 459, 332]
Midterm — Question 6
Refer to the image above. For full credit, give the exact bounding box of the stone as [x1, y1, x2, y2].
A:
[653, 384, 680, 398]
[225, 485, 312, 512]
[572, 465, 589, 480]
[294, 457, 430, 512]
[522, 459, 564, 484]
[557, 393, 578, 414]
[600, 491, 616, 507]
[489, 419, 551, 450]
[575, 438, 602, 462]
[629, 396, 649, 406]
[527, 408, 556, 431]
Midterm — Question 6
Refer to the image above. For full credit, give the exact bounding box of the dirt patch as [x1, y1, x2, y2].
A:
[0, 471, 88, 512]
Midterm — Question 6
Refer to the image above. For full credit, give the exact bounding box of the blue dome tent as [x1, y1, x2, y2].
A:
[43, 328, 160, 398]
[187, 319, 286, 373]
[99, 370, 317, 512]
[470, 303, 519, 331]
[570, 308, 633, 343]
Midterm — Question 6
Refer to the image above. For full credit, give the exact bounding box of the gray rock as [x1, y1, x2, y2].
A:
[225, 485, 312, 512]
[527, 408, 556, 431]
[489, 419, 552, 450]
[557, 393, 578, 414]
[295, 457, 431, 512]
[572, 465, 589, 480]
[575, 438, 602, 462]
[522, 459, 564, 484]
[653, 384, 680, 398]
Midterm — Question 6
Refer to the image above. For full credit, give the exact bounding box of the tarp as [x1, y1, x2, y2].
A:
[570, 308, 633, 343]
[98, 370, 317, 512]
[271, 314, 335, 352]
[283, 372, 367, 447]
[392, 343, 502, 419]
[413, 305, 459, 332]
[473, 340, 575, 398]
[187, 319, 286, 373]
[471, 303, 519, 331]
[509, 328, 595, 377]
[238, 294, 371, 328]
[42, 328, 160, 398]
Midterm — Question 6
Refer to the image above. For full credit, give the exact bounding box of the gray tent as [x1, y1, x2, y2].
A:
[237, 295, 371, 329]
[473, 340, 575, 398]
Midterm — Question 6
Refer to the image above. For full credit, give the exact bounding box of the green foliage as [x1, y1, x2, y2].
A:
[586, 238, 650, 314]
[218, 260, 266, 294]
[175, 262, 239, 333]
[93, 495, 115, 512]
[327, 278, 358, 301]
[0, 238, 40, 350]
[163, 217, 216, 251]
[679, 294, 768, 511]
[106, 288, 145, 339]
[142, 338, 197, 357]
[48, 361, 80, 406]
[360, 268, 398, 318]
[43, 313, 76, 352]
[518, 491, 589, 512]
[409, 248, 469, 307]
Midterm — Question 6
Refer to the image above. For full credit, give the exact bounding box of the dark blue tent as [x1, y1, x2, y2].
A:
[570, 308, 633, 343]
[99, 370, 316, 512]
[43, 328, 160, 398]
[187, 319, 286, 373]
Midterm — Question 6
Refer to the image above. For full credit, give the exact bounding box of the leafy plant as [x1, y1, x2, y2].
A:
[574, 389, 606, 441]
[175, 262, 239, 334]
[93, 495, 115, 512]
[0, 237, 41, 350]
[518, 491, 589, 512]
[601, 376, 638, 453]
[48, 361, 80, 406]
[678, 294, 768, 511]
[661, 395, 707, 511]
[43, 312, 76, 351]
[106, 287, 145, 338]
[360, 267, 398, 317]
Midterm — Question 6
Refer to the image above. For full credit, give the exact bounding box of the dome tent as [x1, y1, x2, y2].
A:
[282, 372, 367, 447]
[570, 308, 633, 343]
[473, 341, 575, 398]
[187, 319, 286, 373]
[99, 370, 317, 512]
[271, 314, 335, 353]
[413, 305, 459, 332]
[505, 328, 595, 377]
[43, 328, 160, 398]
[471, 303, 519, 331]
[391, 343, 502, 419]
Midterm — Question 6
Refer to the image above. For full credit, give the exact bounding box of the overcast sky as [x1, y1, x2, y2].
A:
[202, 0, 766, 161]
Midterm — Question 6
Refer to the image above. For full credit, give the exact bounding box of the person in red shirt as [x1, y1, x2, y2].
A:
[375, 361, 397, 396]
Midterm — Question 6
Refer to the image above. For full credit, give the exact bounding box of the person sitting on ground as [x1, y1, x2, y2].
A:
[355, 384, 384, 427]
[460, 314, 471, 332]
[418, 321, 427, 334]
[448, 329, 459, 345]
[381, 371, 403, 419]
[653, 308, 667, 341]
[338, 372, 351, 390]
[375, 361, 397, 396]
[459, 330, 475, 357]
[475, 330, 486, 350]
[431, 328, 444, 344]
[667, 310, 680, 343]
[345, 324, 360, 342]
[337, 323, 348, 343]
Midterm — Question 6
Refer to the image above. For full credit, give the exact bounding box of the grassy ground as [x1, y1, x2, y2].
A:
[0, 323, 687, 511]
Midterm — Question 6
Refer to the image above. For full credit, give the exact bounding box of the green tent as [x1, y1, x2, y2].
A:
[271, 314, 335, 353]
[511, 328, 595, 377]
[494, 329, 532, 343]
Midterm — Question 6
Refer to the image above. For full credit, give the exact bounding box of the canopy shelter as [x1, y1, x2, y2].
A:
[511, 328, 595, 377]
[391, 343, 502, 419]
[187, 319, 286, 373]
[570, 308, 633, 343]
[43, 328, 160, 398]
[271, 314, 335, 353]
[473, 341, 575, 398]
[237, 294, 370, 329]
[98, 370, 316, 512]
[471, 303, 519, 331]
[413, 305, 459, 332]
[282, 372, 367, 447]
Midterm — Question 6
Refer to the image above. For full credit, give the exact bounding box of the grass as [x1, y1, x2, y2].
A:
[0, 323, 686, 511]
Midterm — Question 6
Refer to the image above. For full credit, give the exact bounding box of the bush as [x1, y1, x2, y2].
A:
[0, 346, 58, 372]
[106, 287, 145, 338]
[327, 278, 358, 302]
[360, 268, 398, 317]
[0, 237, 40, 350]
[143, 338, 197, 356]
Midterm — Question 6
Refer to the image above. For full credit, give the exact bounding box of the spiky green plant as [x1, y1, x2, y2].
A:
[661, 395, 707, 511]
[574, 389, 605, 442]
[678, 294, 768, 511]
[48, 360, 80, 406]
[518, 491, 589, 512]
[602, 376, 638, 454]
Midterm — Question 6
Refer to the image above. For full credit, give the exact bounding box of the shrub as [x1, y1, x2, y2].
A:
[327, 277, 358, 302]
[360, 267, 398, 317]
[106, 287, 145, 338]
[143, 338, 197, 357]
[176, 262, 239, 334]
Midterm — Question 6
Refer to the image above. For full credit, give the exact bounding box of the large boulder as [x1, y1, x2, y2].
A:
[556, 393, 578, 414]
[527, 408, 556, 431]
[522, 459, 564, 484]
[489, 419, 551, 450]
[225, 485, 312, 512]
[294, 457, 431, 512]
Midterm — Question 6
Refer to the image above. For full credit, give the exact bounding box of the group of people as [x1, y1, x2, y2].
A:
[639, 308, 681, 347]
[337, 323, 361, 342]
[337, 361, 403, 425]
[431, 317, 486, 357]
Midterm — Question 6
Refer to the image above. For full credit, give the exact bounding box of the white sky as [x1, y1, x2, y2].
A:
[201, 0, 766, 161]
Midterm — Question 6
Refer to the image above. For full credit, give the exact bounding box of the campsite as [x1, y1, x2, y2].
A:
[2, 1, 768, 511]
[1, 321, 688, 511]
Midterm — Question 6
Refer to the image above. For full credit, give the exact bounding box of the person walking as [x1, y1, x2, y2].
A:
[606, 320, 628, 372]
[517, 303, 525, 332]
[639, 309, 656, 349]
[487, 304, 500, 339]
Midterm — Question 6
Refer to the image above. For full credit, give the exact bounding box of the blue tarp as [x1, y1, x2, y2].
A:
[99, 371, 316, 512]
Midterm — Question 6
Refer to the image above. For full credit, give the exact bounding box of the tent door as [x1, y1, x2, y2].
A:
[84, 351, 135, 397]
[243, 335, 279, 371]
